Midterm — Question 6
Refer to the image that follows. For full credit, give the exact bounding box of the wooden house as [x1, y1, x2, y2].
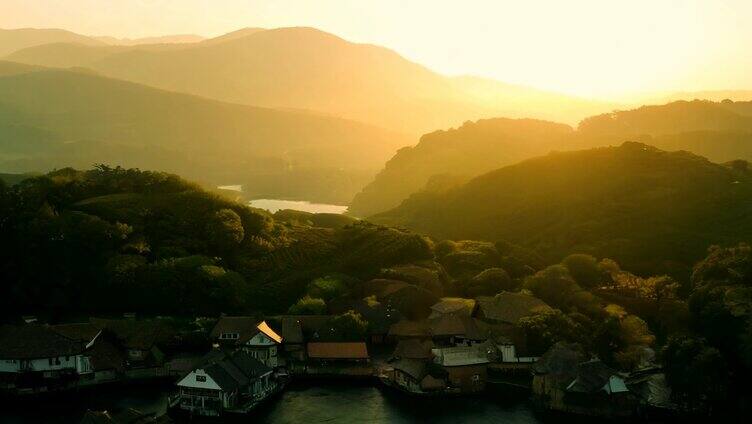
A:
[174, 350, 274, 417]
[532, 343, 636, 418]
[431, 345, 490, 393]
[210, 318, 283, 368]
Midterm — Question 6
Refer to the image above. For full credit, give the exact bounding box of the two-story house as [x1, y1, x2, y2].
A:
[210, 317, 283, 368]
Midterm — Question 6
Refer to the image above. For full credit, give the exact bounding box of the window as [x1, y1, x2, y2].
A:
[221, 333, 239, 340]
[196, 375, 207, 382]
[471, 374, 480, 382]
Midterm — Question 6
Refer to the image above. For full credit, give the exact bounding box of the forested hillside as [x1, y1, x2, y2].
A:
[350, 100, 752, 216]
[372, 142, 752, 279]
[0, 167, 434, 319]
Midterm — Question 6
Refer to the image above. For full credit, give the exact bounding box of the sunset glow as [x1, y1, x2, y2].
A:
[2, 0, 751, 99]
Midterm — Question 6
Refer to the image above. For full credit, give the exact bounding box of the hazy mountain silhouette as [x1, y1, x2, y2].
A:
[4, 26, 610, 134]
[94, 34, 206, 45]
[0, 61, 408, 203]
[372, 142, 752, 277]
[0, 28, 104, 56]
[348, 118, 574, 216]
[350, 99, 752, 216]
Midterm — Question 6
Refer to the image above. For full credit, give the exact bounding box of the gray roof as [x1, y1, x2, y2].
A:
[476, 292, 552, 324]
[196, 350, 271, 391]
[0, 324, 84, 359]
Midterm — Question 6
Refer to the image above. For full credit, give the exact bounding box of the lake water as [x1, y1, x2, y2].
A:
[1, 382, 543, 423]
[249, 199, 348, 214]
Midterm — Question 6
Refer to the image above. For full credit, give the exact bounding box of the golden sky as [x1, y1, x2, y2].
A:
[2, 0, 751, 99]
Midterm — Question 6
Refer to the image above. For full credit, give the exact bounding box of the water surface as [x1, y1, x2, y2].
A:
[249, 199, 348, 214]
[1, 382, 542, 423]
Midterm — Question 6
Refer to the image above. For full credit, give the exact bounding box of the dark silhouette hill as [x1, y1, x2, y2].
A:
[372, 142, 752, 278]
[0, 62, 407, 203]
[4, 27, 609, 134]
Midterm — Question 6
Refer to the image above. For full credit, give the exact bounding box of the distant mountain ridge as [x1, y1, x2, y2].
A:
[94, 34, 206, 45]
[3, 26, 611, 134]
[0, 27, 104, 56]
[349, 99, 752, 216]
[0, 61, 408, 203]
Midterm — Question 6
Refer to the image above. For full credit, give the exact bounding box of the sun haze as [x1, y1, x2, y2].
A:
[1, 0, 750, 100]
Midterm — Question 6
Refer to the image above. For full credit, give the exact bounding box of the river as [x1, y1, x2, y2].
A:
[1, 381, 545, 423]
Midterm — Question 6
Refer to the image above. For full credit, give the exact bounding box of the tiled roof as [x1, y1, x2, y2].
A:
[209, 316, 257, 340]
[307, 342, 369, 359]
[476, 292, 552, 324]
[88, 339, 126, 372]
[392, 358, 428, 380]
[388, 320, 430, 338]
[429, 298, 476, 317]
[89, 318, 173, 350]
[0, 324, 84, 359]
[268, 316, 304, 344]
[428, 315, 485, 340]
[532, 342, 586, 386]
[209, 317, 282, 344]
[187, 350, 271, 392]
[52, 323, 101, 344]
[394, 339, 434, 359]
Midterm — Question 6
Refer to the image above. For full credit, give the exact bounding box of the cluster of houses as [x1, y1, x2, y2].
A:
[0, 317, 181, 395]
[1, 290, 675, 419]
[381, 292, 550, 395]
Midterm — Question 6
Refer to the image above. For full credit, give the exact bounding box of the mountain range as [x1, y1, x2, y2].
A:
[2, 26, 610, 134]
[349, 99, 752, 216]
[0, 61, 406, 203]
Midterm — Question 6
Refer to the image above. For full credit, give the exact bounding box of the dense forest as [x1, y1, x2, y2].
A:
[372, 142, 752, 281]
[1, 166, 751, 414]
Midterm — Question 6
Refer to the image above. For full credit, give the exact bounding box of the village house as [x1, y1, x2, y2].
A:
[0, 324, 94, 393]
[210, 317, 283, 368]
[493, 336, 539, 364]
[173, 350, 275, 417]
[474, 291, 552, 329]
[393, 339, 434, 360]
[89, 318, 173, 375]
[429, 298, 477, 319]
[268, 316, 306, 364]
[388, 358, 448, 394]
[532, 343, 636, 418]
[52, 322, 126, 385]
[428, 314, 486, 347]
[431, 344, 490, 393]
[626, 366, 676, 415]
[306, 342, 371, 376]
[387, 320, 430, 342]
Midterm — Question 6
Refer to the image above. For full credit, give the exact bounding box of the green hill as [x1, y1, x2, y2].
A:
[372, 142, 752, 278]
[4, 27, 609, 134]
[0, 62, 407, 204]
[350, 100, 752, 216]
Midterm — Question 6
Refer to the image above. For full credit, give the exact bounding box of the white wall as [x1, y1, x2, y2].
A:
[177, 368, 222, 391]
[0, 355, 83, 373]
